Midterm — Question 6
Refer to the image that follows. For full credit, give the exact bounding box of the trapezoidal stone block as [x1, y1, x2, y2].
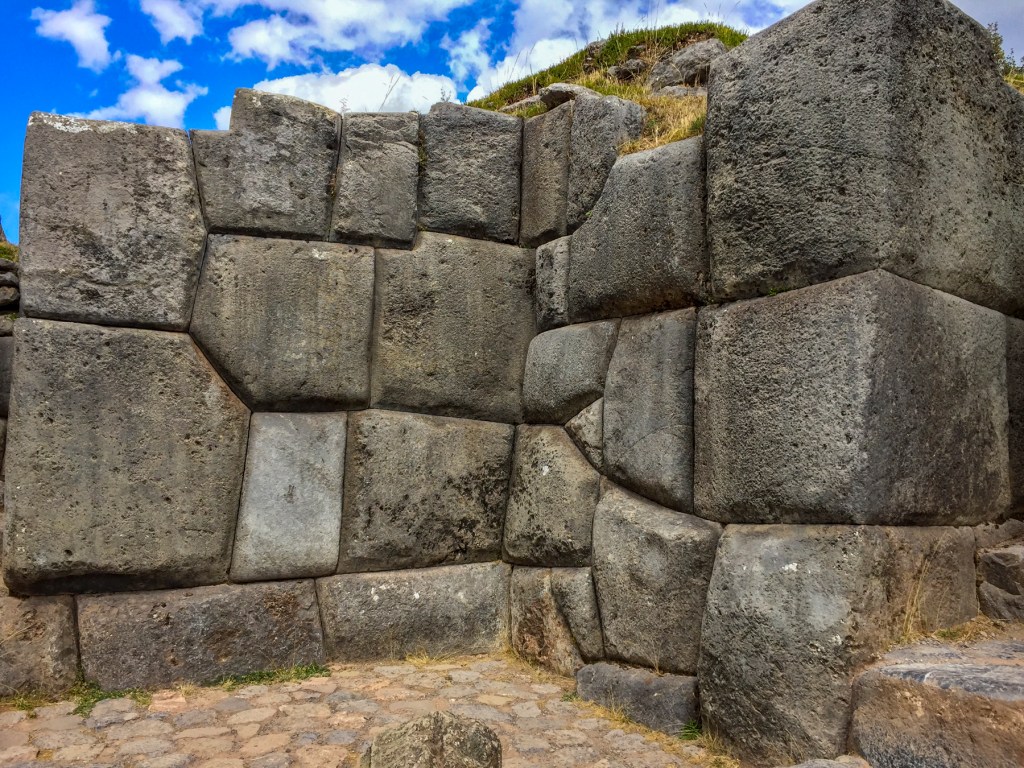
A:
[316, 562, 510, 662]
[192, 89, 340, 238]
[338, 410, 513, 573]
[230, 413, 347, 582]
[0, 594, 78, 694]
[706, 0, 1024, 315]
[331, 112, 419, 248]
[77, 581, 325, 689]
[567, 137, 705, 324]
[520, 102, 572, 247]
[698, 524, 979, 767]
[372, 232, 535, 423]
[419, 103, 522, 243]
[19, 113, 205, 330]
[2, 319, 249, 594]
[695, 270, 1009, 526]
[576, 662, 698, 736]
[190, 234, 374, 411]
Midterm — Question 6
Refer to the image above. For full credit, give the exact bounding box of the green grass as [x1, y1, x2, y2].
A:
[69, 679, 152, 717]
[0, 242, 18, 262]
[212, 661, 330, 691]
[680, 720, 702, 741]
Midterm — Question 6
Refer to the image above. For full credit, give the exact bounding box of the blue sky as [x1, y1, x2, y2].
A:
[2, 0, 1021, 243]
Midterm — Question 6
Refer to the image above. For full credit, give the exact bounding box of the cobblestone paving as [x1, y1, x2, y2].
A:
[0, 656, 711, 768]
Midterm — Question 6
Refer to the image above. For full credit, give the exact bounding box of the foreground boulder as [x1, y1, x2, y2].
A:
[360, 711, 501, 768]
[576, 662, 698, 736]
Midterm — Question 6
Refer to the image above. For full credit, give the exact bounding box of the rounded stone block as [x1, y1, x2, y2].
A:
[338, 410, 513, 573]
[2, 319, 250, 594]
[190, 235, 374, 411]
[19, 113, 206, 330]
[0, 594, 78, 694]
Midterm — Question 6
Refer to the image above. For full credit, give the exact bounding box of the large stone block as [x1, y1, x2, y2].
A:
[567, 138, 704, 323]
[503, 426, 600, 567]
[2, 319, 249, 594]
[317, 563, 510, 661]
[332, 112, 419, 248]
[706, 0, 1024, 314]
[851, 640, 1024, 768]
[230, 413, 347, 582]
[576, 663, 698, 736]
[604, 309, 695, 512]
[192, 89, 339, 238]
[77, 581, 325, 689]
[522, 321, 617, 424]
[695, 270, 1009, 526]
[1007, 317, 1024, 515]
[19, 113, 205, 330]
[592, 482, 721, 674]
[373, 233, 535, 422]
[0, 595, 78, 694]
[419, 103, 522, 243]
[338, 410, 513, 573]
[190, 235, 374, 410]
[699, 525, 979, 767]
[535, 235, 570, 332]
[521, 103, 572, 247]
[0, 336, 11, 418]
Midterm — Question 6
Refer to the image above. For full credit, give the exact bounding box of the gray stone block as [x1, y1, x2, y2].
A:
[317, 563, 510, 662]
[604, 309, 695, 512]
[332, 112, 419, 248]
[699, 525, 979, 766]
[521, 103, 572, 247]
[362, 712, 501, 768]
[592, 482, 721, 674]
[648, 38, 727, 89]
[535, 235, 570, 332]
[19, 113, 205, 330]
[523, 321, 617, 424]
[191, 235, 374, 411]
[539, 83, 600, 109]
[706, 0, 1024, 315]
[77, 581, 325, 689]
[1007, 317, 1024, 514]
[695, 270, 1010, 526]
[565, 398, 604, 472]
[566, 96, 645, 231]
[567, 138, 704, 323]
[192, 89, 339, 238]
[2, 319, 249, 594]
[979, 581, 1024, 621]
[503, 426, 600, 567]
[230, 414, 347, 582]
[977, 543, 1024, 621]
[338, 409, 513, 573]
[419, 103, 522, 243]
[0, 336, 11, 418]
[373, 233, 535, 423]
[973, 517, 1024, 549]
[576, 662, 698, 736]
[0, 595, 78, 694]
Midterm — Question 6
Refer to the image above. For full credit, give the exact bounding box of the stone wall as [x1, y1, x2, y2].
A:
[2, 0, 1023, 765]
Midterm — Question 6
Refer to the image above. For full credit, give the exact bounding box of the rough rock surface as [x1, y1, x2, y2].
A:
[317, 563, 510, 662]
[419, 103, 522, 243]
[361, 711, 501, 768]
[705, 0, 1024, 315]
[695, 270, 1009, 526]
[522, 321, 617, 424]
[576, 662, 698, 736]
[568, 139, 704, 323]
[535, 235, 571, 332]
[592, 482, 721, 674]
[19, 113, 205, 330]
[1007, 316, 1024, 514]
[339, 410, 513, 573]
[230, 414, 347, 582]
[648, 38, 727, 89]
[978, 543, 1024, 620]
[0, 595, 78, 694]
[192, 89, 339, 238]
[0, 336, 11, 418]
[3, 319, 249, 594]
[659, 86, 708, 98]
[77, 581, 325, 689]
[373, 233, 535, 423]
[191, 235, 375, 410]
[851, 640, 1024, 768]
[332, 112, 419, 247]
[604, 309, 695, 512]
[566, 96, 645, 231]
[566, 398, 604, 472]
[521, 102, 572, 247]
[699, 525, 980, 766]
[538, 83, 600, 108]
[503, 426, 601, 567]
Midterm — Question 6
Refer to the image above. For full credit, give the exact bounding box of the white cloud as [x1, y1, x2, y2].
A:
[442, 18, 493, 87]
[253, 63, 458, 113]
[85, 54, 207, 127]
[140, 0, 204, 43]
[213, 105, 232, 130]
[31, 0, 115, 72]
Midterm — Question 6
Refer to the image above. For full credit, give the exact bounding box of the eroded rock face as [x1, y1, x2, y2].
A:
[535, 235, 571, 332]
[978, 543, 1024, 621]
[0, 595, 78, 694]
[3, 319, 249, 594]
[19, 114, 205, 330]
[521, 103, 572, 247]
[339, 410, 513, 573]
[576, 662, 698, 735]
[361, 711, 501, 768]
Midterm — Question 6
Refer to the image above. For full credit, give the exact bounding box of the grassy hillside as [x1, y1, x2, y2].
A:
[0, 242, 17, 262]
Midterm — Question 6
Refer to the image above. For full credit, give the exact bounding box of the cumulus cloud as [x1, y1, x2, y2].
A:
[85, 54, 207, 127]
[213, 104, 233, 130]
[140, 0, 204, 43]
[442, 18, 493, 88]
[31, 0, 115, 72]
